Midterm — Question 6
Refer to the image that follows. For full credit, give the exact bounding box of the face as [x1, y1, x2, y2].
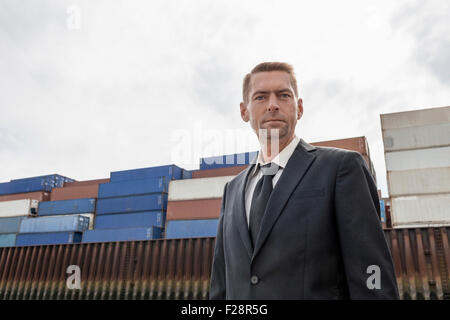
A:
[240, 71, 303, 147]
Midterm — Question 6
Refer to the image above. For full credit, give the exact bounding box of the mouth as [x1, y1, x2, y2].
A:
[264, 119, 285, 124]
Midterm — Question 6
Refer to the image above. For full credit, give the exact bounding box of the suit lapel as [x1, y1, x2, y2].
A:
[251, 139, 317, 261]
[232, 162, 256, 260]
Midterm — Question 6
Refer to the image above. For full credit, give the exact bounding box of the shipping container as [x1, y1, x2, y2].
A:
[82, 226, 162, 243]
[0, 199, 38, 218]
[64, 178, 110, 187]
[388, 167, 450, 196]
[94, 211, 165, 229]
[165, 219, 219, 239]
[0, 234, 16, 247]
[38, 198, 96, 216]
[380, 200, 386, 223]
[0, 174, 74, 195]
[191, 165, 248, 178]
[391, 194, 450, 228]
[98, 177, 168, 199]
[0, 216, 25, 234]
[50, 184, 99, 201]
[15, 232, 82, 246]
[311, 136, 369, 156]
[167, 199, 222, 220]
[168, 176, 233, 201]
[110, 165, 183, 182]
[385, 146, 450, 171]
[381, 106, 450, 130]
[383, 122, 450, 152]
[182, 169, 192, 179]
[0, 191, 50, 202]
[199, 151, 257, 170]
[96, 194, 167, 215]
[19, 215, 90, 233]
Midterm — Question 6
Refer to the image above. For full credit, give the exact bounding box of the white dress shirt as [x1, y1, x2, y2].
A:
[244, 135, 300, 228]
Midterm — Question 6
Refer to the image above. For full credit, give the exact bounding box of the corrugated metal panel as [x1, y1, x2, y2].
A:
[0, 175, 74, 195]
[82, 227, 162, 243]
[200, 151, 258, 170]
[98, 177, 168, 199]
[191, 165, 248, 178]
[168, 176, 232, 201]
[0, 231, 448, 299]
[51, 184, 100, 201]
[96, 194, 167, 215]
[383, 123, 450, 152]
[15, 232, 82, 246]
[391, 194, 450, 228]
[167, 199, 221, 220]
[0, 191, 50, 202]
[381, 106, 450, 130]
[165, 219, 219, 239]
[38, 198, 96, 216]
[0, 216, 25, 234]
[388, 168, 450, 196]
[0, 199, 38, 218]
[19, 215, 90, 233]
[94, 211, 165, 229]
[385, 146, 450, 171]
[110, 165, 183, 182]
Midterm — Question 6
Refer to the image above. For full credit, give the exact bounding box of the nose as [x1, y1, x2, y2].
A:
[267, 93, 279, 112]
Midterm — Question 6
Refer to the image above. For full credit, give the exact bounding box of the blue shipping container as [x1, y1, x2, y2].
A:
[15, 232, 82, 246]
[182, 169, 192, 179]
[98, 177, 168, 199]
[96, 194, 167, 215]
[82, 226, 162, 243]
[0, 233, 17, 247]
[0, 174, 75, 195]
[165, 219, 219, 239]
[110, 165, 183, 182]
[380, 200, 386, 223]
[38, 198, 96, 216]
[0, 216, 25, 234]
[199, 151, 258, 170]
[94, 211, 165, 229]
[19, 215, 90, 233]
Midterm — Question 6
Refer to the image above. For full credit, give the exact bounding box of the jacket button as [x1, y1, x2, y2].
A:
[250, 275, 259, 285]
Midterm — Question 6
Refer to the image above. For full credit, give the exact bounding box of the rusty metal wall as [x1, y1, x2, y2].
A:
[1, 228, 449, 300]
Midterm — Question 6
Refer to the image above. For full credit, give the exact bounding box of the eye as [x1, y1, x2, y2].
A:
[255, 95, 265, 101]
[280, 93, 291, 98]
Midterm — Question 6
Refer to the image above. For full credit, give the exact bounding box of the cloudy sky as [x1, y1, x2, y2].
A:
[0, 0, 449, 196]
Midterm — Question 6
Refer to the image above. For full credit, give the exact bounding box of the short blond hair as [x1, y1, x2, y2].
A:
[242, 62, 299, 104]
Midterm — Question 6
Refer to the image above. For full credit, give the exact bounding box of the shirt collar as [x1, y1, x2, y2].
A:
[251, 135, 300, 177]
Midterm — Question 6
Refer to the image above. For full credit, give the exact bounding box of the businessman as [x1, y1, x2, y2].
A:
[209, 62, 399, 299]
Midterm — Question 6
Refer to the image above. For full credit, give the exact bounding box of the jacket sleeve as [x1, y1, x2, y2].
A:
[209, 182, 228, 300]
[334, 151, 400, 299]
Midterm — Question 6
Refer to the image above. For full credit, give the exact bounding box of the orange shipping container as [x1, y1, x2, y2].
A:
[167, 198, 222, 220]
[0, 191, 50, 202]
[50, 185, 99, 201]
[311, 136, 369, 156]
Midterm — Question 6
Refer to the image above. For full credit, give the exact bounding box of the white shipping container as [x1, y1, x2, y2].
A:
[383, 122, 450, 152]
[385, 146, 450, 171]
[388, 167, 450, 196]
[381, 106, 450, 130]
[0, 199, 38, 218]
[391, 193, 450, 228]
[168, 176, 234, 201]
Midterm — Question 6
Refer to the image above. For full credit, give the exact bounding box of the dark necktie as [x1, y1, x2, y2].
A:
[249, 163, 279, 247]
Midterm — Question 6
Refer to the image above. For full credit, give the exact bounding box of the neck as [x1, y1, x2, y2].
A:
[260, 135, 294, 163]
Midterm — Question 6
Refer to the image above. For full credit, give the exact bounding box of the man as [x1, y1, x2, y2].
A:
[209, 62, 399, 299]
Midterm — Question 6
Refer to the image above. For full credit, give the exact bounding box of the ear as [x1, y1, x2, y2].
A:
[240, 102, 249, 122]
[297, 98, 303, 120]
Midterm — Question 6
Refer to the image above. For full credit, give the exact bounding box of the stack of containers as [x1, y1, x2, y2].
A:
[15, 197, 96, 246]
[381, 106, 450, 228]
[165, 151, 257, 239]
[82, 164, 190, 243]
[0, 199, 38, 247]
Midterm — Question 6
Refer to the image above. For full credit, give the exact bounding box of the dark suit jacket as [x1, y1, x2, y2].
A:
[209, 139, 399, 299]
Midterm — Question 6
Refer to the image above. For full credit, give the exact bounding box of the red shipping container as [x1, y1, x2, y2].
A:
[192, 165, 248, 179]
[50, 185, 99, 201]
[167, 198, 222, 220]
[64, 178, 110, 187]
[0, 191, 50, 202]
